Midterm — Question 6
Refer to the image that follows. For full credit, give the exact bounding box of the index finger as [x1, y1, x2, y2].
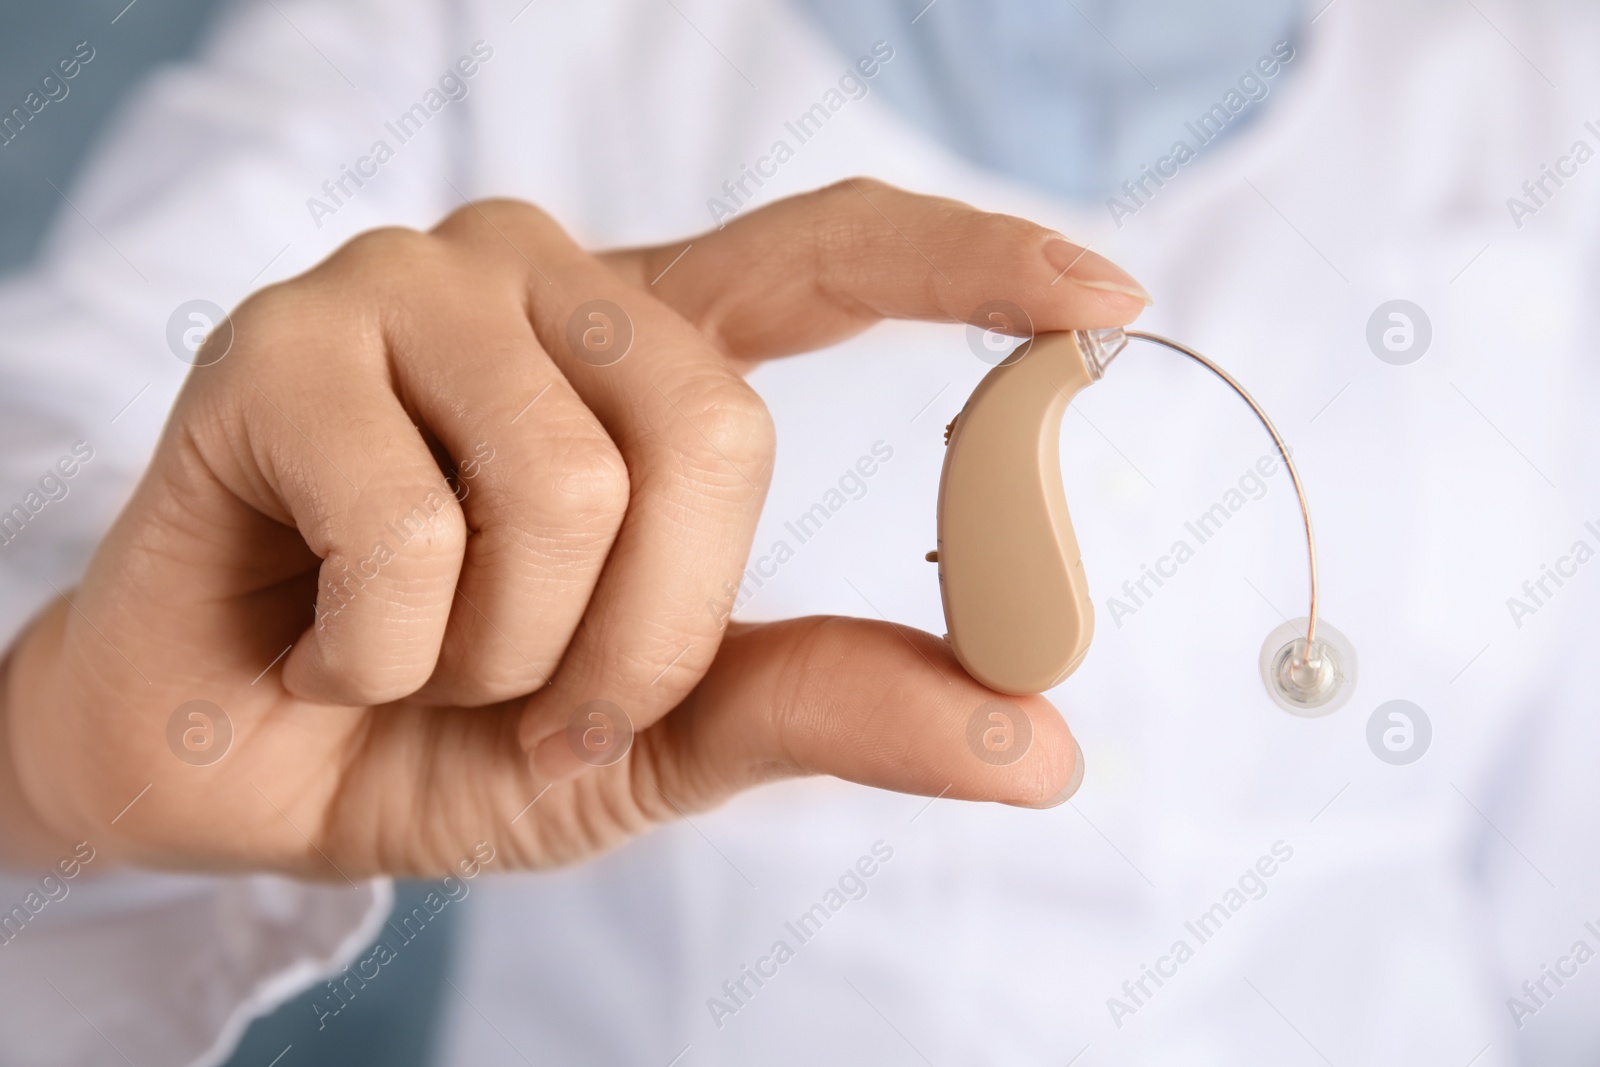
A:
[601, 177, 1151, 361]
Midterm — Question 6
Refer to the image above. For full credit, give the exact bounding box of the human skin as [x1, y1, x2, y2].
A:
[0, 179, 1148, 878]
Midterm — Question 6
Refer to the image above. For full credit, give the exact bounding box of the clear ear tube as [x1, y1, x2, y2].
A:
[1077, 327, 1355, 716]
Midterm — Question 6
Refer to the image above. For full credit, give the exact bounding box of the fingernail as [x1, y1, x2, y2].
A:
[1023, 741, 1085, 809]
[531, 732, 588, 782]
[1043, 237, 1153, 306]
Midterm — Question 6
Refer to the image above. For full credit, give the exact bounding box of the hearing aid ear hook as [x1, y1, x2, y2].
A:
[933, 326, 1355, 714]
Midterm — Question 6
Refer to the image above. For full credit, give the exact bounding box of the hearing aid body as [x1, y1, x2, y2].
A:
[935, 332, 1107, 695]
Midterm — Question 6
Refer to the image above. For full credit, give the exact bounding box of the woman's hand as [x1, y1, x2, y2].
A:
[1, 179, 1149, 878]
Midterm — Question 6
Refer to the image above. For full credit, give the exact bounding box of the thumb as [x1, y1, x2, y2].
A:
[631, 617, 1084, 813]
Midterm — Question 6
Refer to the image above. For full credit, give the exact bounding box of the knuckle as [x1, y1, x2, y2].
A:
[811, 178, 871, 233]
[228, 279, 329, 345]
[669, 376, 776, 472]
[977, 208, 1044, 249]
[543, 436, 631, 525]
[821, 174, 889, 201]
[320, 227, 450, 300]
[814, 175, 904, 234]
[340, 225, 436, 269]
[387, 486, 469, 556]
[438, 197, 558, 242]
[471, 197, 555, 228]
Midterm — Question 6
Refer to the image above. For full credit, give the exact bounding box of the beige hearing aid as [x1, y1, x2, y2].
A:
[934, 331, 1116, 694]
[934, 326, 1356, 712]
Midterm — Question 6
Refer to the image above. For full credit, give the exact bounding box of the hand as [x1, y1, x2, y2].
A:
[1, 179, 1149, 878]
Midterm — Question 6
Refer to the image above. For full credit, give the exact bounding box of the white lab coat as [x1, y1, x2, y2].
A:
[2, 0, 1598, 1064]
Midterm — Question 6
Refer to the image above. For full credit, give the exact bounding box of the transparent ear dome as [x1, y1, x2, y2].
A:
[1259, 618, 1356, 717]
